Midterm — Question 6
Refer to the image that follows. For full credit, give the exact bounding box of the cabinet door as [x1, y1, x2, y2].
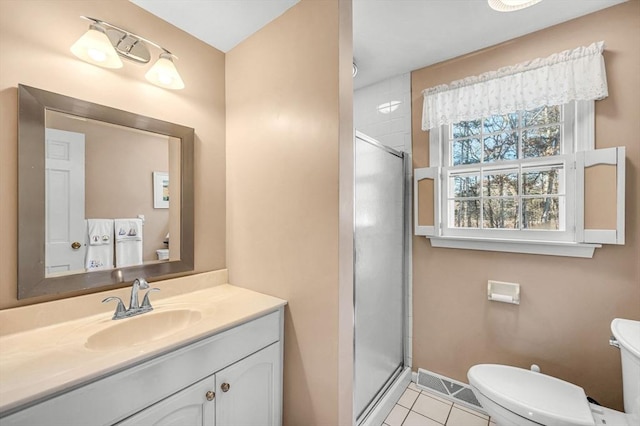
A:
[117, 376, 216, 426]
[215, 343, 281, 426]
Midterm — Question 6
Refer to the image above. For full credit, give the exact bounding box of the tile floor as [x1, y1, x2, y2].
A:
[384, 382, 495, 426]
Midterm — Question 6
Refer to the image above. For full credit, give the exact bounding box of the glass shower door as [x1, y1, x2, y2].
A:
[354, 133, 405, 421]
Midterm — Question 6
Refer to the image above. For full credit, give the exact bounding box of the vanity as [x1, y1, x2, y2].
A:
[3, 86, 280, 425]
[0, 271, 286, 426]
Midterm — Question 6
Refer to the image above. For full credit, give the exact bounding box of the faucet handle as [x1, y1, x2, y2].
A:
[134, 278, 149, 290]
[102, 296, 126, 320]
[141, 288, 160, 311]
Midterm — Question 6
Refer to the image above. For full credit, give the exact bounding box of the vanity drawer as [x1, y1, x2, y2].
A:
[1, 309, 282, 426]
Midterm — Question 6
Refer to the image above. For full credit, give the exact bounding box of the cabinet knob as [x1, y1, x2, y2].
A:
[205, 390, 215, 401]
[221, 382, 231, 392]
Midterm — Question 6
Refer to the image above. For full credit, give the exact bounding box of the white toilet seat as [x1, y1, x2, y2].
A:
[468, 364, 595, 426]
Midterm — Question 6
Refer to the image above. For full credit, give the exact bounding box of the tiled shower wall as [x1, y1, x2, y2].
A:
[354, 72, 413, 369]
[354, 73, 412, 154]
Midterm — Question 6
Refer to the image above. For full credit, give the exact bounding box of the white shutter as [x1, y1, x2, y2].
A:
[576, 147, 625, 244]
[414, 167, 440, 237]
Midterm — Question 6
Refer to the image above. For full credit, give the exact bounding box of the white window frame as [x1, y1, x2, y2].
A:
[416, 100, 624, 258]
[440, 102, 577, 241]
[441, 155, 575, 242]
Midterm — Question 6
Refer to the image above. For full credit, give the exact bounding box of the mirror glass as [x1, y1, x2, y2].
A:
[44, 111, 181, 277]
[18, 84, 194, 299]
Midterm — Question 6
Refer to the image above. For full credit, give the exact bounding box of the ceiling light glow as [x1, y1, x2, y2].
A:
[488, 0, 542, 12]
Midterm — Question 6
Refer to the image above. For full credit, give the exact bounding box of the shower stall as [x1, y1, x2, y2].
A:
[354, 131, 410, 425]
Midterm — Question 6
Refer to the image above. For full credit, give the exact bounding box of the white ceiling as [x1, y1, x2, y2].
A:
[131, 0, 300, 53]
[352, 0, 625, 89]
[132, 0, 626, 90]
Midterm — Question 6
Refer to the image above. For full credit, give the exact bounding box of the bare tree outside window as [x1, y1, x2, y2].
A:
[449, 105, 562, 230]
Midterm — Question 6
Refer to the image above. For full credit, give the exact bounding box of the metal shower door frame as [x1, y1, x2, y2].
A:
[353, 131, 410, 426]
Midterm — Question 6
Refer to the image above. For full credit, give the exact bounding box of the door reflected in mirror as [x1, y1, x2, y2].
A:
[44, 111, 181, 278]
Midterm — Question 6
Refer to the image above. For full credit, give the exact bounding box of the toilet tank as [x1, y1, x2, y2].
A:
[611, 318, 640, 415]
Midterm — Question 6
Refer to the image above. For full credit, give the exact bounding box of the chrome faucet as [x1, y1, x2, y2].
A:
[103, 278, 160, 320]
[129, 278, 149, 310]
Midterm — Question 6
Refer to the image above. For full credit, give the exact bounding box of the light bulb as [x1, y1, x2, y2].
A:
[145, 53, 185, 90]
[158, 73, 174, 85]
[87, 48, 107, 63]
[70, 23, 123, 69]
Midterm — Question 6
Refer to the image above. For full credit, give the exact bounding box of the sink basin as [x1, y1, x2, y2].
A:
[85, 309, 202, 351]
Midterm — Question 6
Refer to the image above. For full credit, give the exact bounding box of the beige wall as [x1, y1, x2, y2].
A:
[0, 0, 226, 308]
[411, 1, 640, 410]
[225, 0, 353, 424]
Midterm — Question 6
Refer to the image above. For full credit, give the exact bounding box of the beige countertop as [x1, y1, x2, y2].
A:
[0, 271, 286, 414]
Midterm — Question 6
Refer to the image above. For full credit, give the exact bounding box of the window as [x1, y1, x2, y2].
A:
[442, 104, 574, 242]
[416, 42, 625, 257]
[415, 101, 625, 258]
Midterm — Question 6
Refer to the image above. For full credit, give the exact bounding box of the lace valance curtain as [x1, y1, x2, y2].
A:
[421, 41, 608, 130]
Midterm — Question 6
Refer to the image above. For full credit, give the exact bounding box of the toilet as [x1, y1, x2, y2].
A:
[468, 318, 640, 426]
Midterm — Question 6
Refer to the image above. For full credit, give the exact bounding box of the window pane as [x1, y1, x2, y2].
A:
[483, 113, 518, 134]
[522, 125, 560, 158]
[445, 104, 568, 236]
[452, 138, 481, 165]
[452, 175, 480, 198]
[452, 120, 481, 139]
[483, 198, 518, 229]
[452, 200, 480, 228]
[484, 132, 517, 162]
[523, 105, 561, 127]
[483, 172, 518, 197]
[522, 197, 560, 230]
[522, 169, 560, 195]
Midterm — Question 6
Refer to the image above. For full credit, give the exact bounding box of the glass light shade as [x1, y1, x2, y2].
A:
[488, 0, 542, 12]
[70, 24, 123, 69]
[145, 53, 185, 90]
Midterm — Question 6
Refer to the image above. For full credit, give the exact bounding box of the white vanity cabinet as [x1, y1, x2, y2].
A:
[1, 308, 284, 426]
[117, 375, 216, 426]
[215, 342, 280, 426]
[117, 343, 281, 426]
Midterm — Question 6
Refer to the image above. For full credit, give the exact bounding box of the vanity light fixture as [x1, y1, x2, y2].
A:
[71, 16, 185, 90]
[145, 52, 185, 90]
[353, 61, 358, 78]
[70, 23, 123, 69]
[488, 0, 542, 12]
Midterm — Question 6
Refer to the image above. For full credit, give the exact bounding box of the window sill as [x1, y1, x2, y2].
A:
[428, 236, 601, 258]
